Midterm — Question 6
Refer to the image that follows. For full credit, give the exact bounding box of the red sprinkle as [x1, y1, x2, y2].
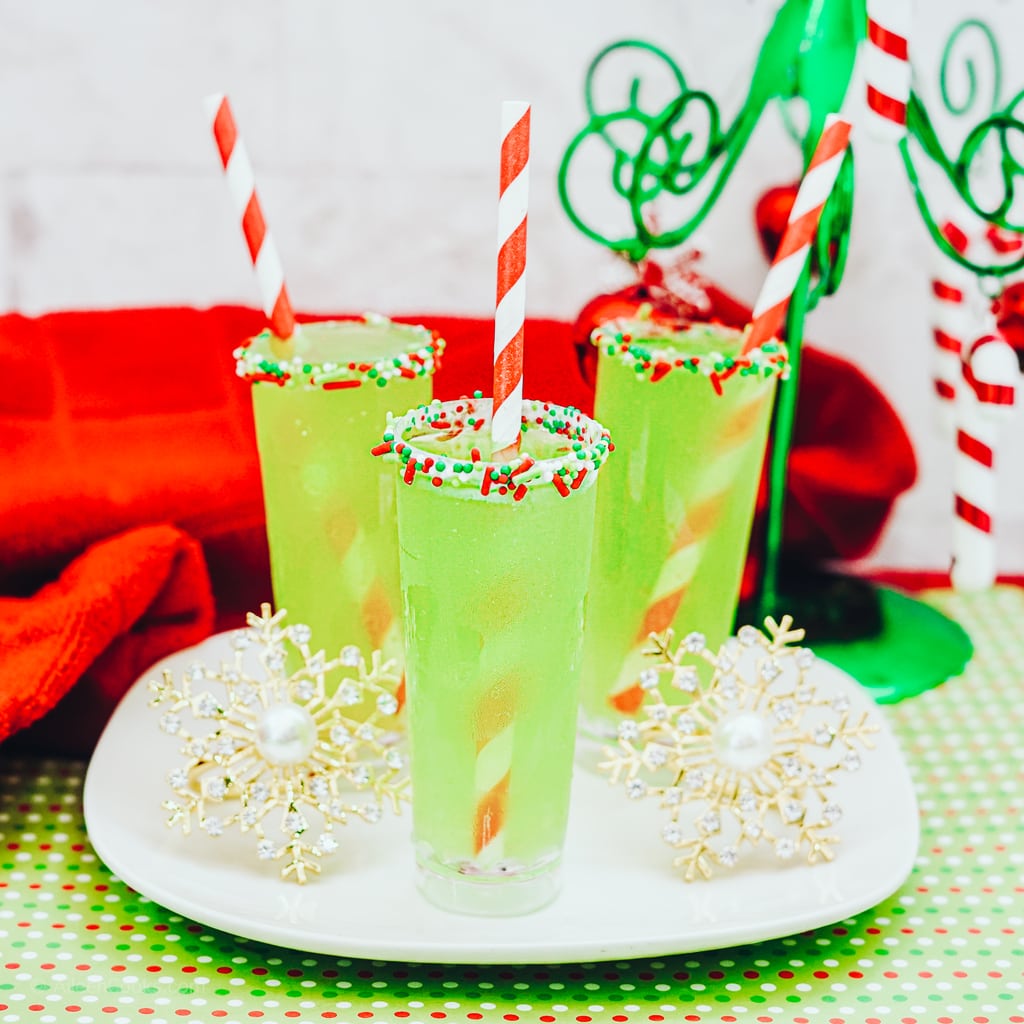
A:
[553, 475, 570, 498]
[322, 379, 361, 390]
[248, 372, 288, 386]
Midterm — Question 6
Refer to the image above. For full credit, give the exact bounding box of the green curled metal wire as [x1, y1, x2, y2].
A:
[557, 1, 862, 310]
[901, 18, 1024, 278]
[557, 40, 752, 262]
[940, 18, 1001, 119]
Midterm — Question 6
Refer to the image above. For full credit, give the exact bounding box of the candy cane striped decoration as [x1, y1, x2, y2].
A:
[492, 101, 530, 458]
[325, 509, 405, 710]
[951, 330, 1018, 591]
[742, 116, 852, 355]
[608, 384, 772, 714]
[473, 675, 515, 861]
[204, 94, 297, 345]
[864, 0, 913, 140]
[930, 220, 974, 432]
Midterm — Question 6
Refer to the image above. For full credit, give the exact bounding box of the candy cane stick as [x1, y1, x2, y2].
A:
[930, 220, 974, 432]
[742, 116, 852, 355]
[608, 384, 771, 713]
[323, 509, 406, 710]
[951, 329, 1018, 591]
[204, 94, 297, 354]
[492, 101, 530, 459]
[864, 0, 913, 141]
[473, 674, 514, 862]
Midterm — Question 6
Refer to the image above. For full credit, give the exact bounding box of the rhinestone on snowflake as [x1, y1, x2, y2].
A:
[149, 604, 409, 884]
[599, 616, 878, 882]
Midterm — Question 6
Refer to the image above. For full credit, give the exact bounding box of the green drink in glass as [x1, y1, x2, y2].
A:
[237, 316, 444, 698]
[579, 318, 787, 747]
[374, 396, 612, 915]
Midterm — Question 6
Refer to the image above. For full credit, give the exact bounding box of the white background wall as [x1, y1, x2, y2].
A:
[2, 0, 1022, 574]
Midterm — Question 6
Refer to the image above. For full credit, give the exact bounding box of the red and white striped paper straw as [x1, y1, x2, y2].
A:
[742, 115, 852, 355]
[204, 94, 297, 345]
[951, 330, 1018, 591]
[491, 101, 530, 458]
[864, 0, 913, 140]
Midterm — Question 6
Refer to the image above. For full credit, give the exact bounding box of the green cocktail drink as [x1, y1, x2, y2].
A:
[580, 318, 787, 746]
[238, 316, 443, 699]
[374, 396, 612, 915]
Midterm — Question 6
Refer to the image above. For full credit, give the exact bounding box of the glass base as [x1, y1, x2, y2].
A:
[416, 861, 561, 917]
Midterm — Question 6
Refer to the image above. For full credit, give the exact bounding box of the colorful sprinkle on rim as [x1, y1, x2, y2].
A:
[592, 316, 788, 391]
[372, 395, 613, 502]
[234, 313, 445, 390]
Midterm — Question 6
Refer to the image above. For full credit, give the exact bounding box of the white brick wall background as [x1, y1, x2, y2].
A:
[2, 0, 1022, 574]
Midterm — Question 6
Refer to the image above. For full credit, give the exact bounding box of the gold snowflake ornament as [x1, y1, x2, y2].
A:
[149, 604, 409, 883]
[600, 616, 878, 882]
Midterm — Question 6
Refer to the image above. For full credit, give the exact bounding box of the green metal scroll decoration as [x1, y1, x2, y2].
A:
[901, 17, 1024, 278]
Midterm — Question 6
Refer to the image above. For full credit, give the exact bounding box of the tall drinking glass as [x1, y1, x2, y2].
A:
[238, 316, 444, 698]
[579, 318, 786, 746]
[375, 396, 612, 915]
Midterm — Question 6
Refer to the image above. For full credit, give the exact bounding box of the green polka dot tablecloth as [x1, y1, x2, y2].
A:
[2, 587, 1022, 1024]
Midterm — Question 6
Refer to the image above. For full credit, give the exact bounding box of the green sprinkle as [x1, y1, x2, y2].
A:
[435, 461, 446, 472]
[368, 367, 379, 378]
[473, 389, 483, 398]
[376, 377, 387, 387]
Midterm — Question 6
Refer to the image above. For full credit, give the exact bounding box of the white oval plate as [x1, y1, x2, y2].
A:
[84, 631, 918, 965]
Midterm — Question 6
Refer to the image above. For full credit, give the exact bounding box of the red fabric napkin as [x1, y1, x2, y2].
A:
[0, 524, 214, 755]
